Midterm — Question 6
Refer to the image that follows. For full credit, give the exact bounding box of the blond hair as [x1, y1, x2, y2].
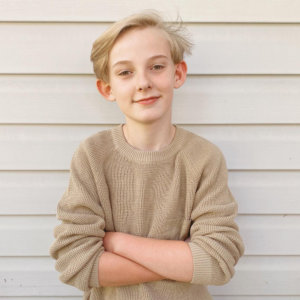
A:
[90, 10, 192, 83]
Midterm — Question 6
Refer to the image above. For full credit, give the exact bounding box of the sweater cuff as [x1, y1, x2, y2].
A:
[90, 250, 104, 288]
[188, 242, 215, 285]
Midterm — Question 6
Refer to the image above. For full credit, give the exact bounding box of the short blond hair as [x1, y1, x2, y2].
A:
[90, 10, 192, 83]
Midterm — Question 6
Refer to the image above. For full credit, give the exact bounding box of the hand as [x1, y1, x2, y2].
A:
[103, 231, 120, 253]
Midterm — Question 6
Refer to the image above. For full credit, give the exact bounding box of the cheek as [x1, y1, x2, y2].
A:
[110, 81, 131, 97]
[155, 71, 176, 89]
[156, 78, 175, 91]
[155, 76, 175, 90]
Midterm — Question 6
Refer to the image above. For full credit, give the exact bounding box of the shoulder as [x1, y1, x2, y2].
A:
[177, 127, 227, 178]
[73, 127, 116, 161]
[82, 127, 113, 148]
[178, 127, 224, 161]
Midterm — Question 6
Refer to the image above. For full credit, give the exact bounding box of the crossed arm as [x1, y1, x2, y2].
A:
[98, 232, 193, 287]
[51, 144, 243, 290]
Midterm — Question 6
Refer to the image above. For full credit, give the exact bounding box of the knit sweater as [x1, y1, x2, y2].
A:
[50, 124, 244, 300]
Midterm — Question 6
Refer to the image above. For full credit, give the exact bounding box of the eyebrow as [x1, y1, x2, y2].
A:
[112, 55, 169, 68]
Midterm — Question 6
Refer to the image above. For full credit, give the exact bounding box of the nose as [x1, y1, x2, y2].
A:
[136, 71, 152, 91]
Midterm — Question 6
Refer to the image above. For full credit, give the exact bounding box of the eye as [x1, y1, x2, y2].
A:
[118, 70, 132, 76]
[151, 64, 165, 71]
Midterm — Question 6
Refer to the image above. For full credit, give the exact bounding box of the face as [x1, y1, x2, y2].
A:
[97, 26, 187, 126]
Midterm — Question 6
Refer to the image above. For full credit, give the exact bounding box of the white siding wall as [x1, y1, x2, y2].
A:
[1, 0, 300, 299]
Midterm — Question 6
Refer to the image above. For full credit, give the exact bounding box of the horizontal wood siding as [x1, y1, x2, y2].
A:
[1, 257, 300, 295]
[1, 24, 300, 74]
[0, 1, 299, 299]
[1, 215, 300, 256]
[1, 0, 300, 22]
[1, 170, 299, 215]
[1, 75, 300, 124]
[1, 125, 300, 170]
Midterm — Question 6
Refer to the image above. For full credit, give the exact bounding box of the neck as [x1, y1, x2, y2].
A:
[122, 121, 176, 151]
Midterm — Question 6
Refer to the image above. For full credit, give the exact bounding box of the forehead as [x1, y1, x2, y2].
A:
[109, 27, 172, 65]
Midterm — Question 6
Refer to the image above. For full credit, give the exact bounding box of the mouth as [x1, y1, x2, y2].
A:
[133, 96, 160, 105]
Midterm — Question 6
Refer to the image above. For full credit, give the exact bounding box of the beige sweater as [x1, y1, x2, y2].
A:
[50, 124, 244, 300]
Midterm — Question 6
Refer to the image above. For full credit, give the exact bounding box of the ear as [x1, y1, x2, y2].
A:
[96, 79, 116, 102]
[174, 61, 187, 89]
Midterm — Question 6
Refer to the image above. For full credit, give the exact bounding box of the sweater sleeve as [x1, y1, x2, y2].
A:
[187, 147, 244, 286]
[49, 142, 106, 291]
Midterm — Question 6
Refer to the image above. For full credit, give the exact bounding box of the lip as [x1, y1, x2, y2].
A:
[134, 96, 160, 105]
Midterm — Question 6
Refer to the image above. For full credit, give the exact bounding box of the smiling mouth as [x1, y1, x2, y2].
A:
[133, 96, 160, 104]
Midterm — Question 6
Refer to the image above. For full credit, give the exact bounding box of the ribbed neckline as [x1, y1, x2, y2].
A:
[111, 124, 185, 163]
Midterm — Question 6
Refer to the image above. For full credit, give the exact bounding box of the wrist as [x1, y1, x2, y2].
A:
[113, 232, 139, 256]
[103, 231, 125, 253]
[114, 232, 131, 254]
[108, 231, 127, 254]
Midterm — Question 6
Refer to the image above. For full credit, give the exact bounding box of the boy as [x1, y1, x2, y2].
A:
[50, 11, 244, 300]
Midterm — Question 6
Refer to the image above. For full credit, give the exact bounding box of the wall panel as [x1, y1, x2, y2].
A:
[0, 215, 300, 256]
[1, 170, 299, 215]
[1, 125, 300, 170]
[0, 0, 299, 298]
[1, 256, 300, 296]
[1, 24, 300, 74]
[1, 75, 300, 124]
[1, 0, 300, 22]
